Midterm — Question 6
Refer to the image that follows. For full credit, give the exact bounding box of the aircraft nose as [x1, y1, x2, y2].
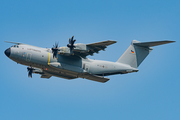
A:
[4, 48, 11, 57]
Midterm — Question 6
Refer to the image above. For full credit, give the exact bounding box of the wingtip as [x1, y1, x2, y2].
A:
[107, 40, 117, 43]
[4, 41, 24, 45]
[168, 40, 176, 43]
[163, 40, 176, 43]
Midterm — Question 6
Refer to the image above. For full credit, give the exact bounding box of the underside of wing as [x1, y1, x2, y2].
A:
[46, 62, 109, 82]
[82, 73, 110, 83]
[41, 74, 52, 79]
[46, 72, 77, 79]
[47, 63, 79, 79]
[40, 72, 76, 79]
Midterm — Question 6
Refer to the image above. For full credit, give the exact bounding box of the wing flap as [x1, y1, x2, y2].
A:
[82, 73, 109, 83]
[41, 74, 52, 79]
[87, 40, 117, 46]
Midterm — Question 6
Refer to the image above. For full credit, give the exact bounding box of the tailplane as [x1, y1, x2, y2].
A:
[116, 40, 175, 68]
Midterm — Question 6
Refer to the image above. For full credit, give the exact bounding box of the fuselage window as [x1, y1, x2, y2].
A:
[11, 45, 19, 48]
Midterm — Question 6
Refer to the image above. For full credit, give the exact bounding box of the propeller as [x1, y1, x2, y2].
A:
[27, 66, 34, 78]
[67, 36, 76, 51]
[52, 42, 59, 59]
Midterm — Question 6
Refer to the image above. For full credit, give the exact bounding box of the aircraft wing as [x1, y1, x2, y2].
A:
[73, 40, 117, 57]
[41, 74, 52, 79]
[47, 62, 109, 83]
[82, 73, 110, 83]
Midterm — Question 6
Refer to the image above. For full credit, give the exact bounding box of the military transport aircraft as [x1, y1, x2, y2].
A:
[4, 36, 175, 83]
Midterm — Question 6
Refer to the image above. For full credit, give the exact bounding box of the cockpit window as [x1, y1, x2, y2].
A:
[11, 45, 19, 48]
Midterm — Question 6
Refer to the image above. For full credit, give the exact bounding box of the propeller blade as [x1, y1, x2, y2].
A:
[67, 36, 76, 51]
[51, 42, 59, 59]
[71, 36, 74, 42]
[27, 67, 34, 78]
[69, 38, 71, 44]
[72, 39, 76, 44]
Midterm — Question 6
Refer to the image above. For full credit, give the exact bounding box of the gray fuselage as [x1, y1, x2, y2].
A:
[5, 44, 137, 79]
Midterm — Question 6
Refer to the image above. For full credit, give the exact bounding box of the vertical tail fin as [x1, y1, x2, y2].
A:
[116, 40, 175, 68]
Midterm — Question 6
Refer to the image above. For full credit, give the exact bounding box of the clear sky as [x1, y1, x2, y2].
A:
[1, 0, 180, 120]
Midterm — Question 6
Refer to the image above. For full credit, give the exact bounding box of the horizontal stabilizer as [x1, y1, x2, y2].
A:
[133, 40, 175, 47]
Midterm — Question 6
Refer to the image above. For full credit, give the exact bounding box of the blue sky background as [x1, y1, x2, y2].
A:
[1, 0, 180, 120]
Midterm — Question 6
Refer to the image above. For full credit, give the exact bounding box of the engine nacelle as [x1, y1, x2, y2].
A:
[58, 47, 71, 55]
[74, 43, 87, 51]
[58, 43, 88, 56]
